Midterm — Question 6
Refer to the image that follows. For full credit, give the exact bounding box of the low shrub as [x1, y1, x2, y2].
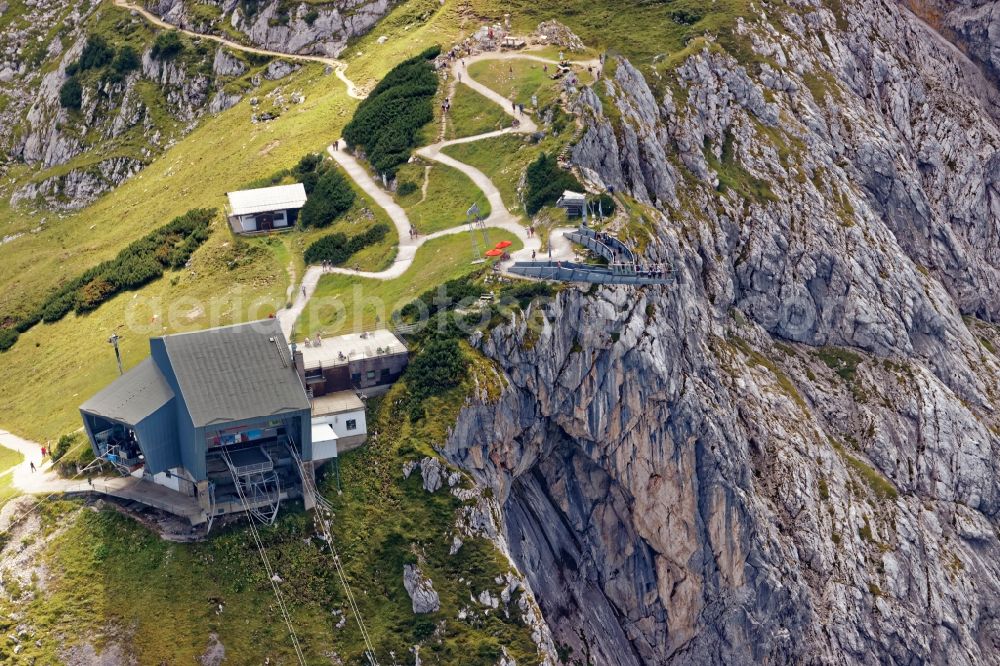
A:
[499, 281, 553, 308]
[342, 45, 440, 176]
[590, 192, 616, 217]
[0, 328, 18, 352]
[77, 35, 115, 72]
[405, 338, 467, 404]
[51, 432, 79, 462]
[303, 223, 390, 265]
[397, 275, 484, 323]
[112, 46, 141, 74]
[293, 152, 327, 194]
[299, 168, 355, 228]
[59, 77, 83, 110]
[151, 32, 184, 60]
[397, 180, 418, 197]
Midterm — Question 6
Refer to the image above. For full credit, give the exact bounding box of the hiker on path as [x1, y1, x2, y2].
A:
[301, 285, 306, 297]
[30, 461, 36, 473]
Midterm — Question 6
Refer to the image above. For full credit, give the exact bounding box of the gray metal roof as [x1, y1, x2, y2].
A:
[80, 357, 174, 424]
[160, 319, 310, 428]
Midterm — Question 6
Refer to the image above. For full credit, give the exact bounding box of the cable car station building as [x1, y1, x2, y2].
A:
[80, 320, 323, 527]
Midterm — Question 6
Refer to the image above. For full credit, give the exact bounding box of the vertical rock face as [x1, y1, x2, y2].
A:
[444, 0, 1000, 663]
[899, 0, 1000, 87]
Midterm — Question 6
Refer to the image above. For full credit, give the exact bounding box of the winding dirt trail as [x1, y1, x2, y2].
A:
[278, 51, 598, 339]
[112, 0, 365, 99]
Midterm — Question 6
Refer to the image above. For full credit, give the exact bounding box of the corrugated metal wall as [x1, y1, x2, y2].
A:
[133, 400, 182, 474]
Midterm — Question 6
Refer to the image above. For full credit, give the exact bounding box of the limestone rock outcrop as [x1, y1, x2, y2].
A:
[402, 564, 440, 614]
[147, 0, 395, 57]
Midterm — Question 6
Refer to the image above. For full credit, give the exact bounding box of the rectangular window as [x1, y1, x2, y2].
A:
[346, 419, 357, 431]
[366, 370, 376, 380]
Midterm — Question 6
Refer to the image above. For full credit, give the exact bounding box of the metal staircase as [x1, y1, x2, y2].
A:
[221, 446, 282, 524]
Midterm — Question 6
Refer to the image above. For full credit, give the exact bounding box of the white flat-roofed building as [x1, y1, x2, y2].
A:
[227, 183, 308, 234]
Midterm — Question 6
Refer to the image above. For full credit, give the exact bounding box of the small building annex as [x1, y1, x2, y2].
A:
[294, 329, 408, 398]
[555, 190, 586, 217]
[80, 320, 322, 526]
[226, 183, 307, 234]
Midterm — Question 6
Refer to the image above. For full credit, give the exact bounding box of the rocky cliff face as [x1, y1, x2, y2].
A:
[443, 1, 1000, 663]
[147, 0, 396, 57]
[900, 0, 1000, 88]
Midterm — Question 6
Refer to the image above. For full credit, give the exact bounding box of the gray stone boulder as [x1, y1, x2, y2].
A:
[420, 457, 444, 493]
[402, 564, 440, 614]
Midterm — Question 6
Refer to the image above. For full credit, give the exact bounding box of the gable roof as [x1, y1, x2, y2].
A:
[80, 357, 174, 425]
[159, 319, 310, 428]
[227, 183, 308, 217]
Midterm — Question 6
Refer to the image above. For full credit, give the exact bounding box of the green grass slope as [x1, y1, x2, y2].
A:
[394, 162, 492, 234]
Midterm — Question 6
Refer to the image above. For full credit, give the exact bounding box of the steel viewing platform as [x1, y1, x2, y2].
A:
[507, 225, 672, 285]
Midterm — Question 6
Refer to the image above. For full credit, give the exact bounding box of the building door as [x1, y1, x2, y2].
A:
[256, 213, 274, 231]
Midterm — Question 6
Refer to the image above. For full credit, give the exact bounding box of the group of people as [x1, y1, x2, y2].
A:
[408, 226, 420, 239]
[630, 263, 668, 280]
[302, 333, 323, 348]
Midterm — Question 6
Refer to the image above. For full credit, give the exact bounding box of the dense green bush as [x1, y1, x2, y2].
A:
[342, 46, 440, 176]
[499, 281, 554, 308]
[0, 328, 17, 352]
[151, 32, 184, 60]
[59, 77, 83, 110]
[397, 180, 418, 197]
[77, 35, 115, 72]
[590, 192, 616, 217]
[303, 223, 389, 265]
[112, 46, 141, 74]
[524, 152, 583, 215]
[299, 168, 355, 228]
[51, 433, 79, 462]
[293, 152, 327, 194]
[0, 208, 215, 350]
[405, 338, 467, 404]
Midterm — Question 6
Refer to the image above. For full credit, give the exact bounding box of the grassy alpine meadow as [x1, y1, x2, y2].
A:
[445, 82, 511, 139]
[393, 161, 492, 234]
[0, 60, 354, 322]
[440, 129, 574, 219]
[0, 444, 24, 474]
[295, 229, 521, 339]
[467, 58, 593, 110]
